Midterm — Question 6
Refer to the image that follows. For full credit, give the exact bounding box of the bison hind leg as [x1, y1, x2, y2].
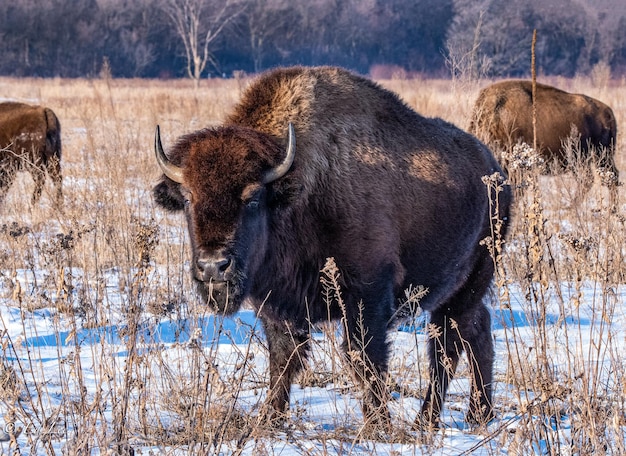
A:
[47, 155, 63, 206]
[418, 253, 495, 429]
[0, 166, 17, 203]
[461, 303, 496, 426]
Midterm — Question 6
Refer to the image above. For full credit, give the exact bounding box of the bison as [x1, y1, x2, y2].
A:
[153, 66, 512, 432]
[0, 101, 63, 205]
[469, 80, 619, 208]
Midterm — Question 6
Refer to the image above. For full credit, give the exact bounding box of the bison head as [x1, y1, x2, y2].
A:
[153, 124, 295, 315]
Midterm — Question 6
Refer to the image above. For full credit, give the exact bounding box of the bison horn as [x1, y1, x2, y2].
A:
[155, 125, 184, 184]
[263, 123, 296, 184]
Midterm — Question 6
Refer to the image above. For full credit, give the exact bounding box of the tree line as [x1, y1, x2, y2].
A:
[1, 0, 625, 80]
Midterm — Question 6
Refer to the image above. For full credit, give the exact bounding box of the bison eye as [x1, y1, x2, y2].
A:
[241, 185, 264, 210]
[245, 198, 260, 210]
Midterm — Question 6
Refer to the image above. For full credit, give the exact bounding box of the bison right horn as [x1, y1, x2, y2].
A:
[262, 123, 296, 184]
[155, 125, 184, 184]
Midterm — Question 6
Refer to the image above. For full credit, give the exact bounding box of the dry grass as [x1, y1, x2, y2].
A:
[0, 74, 625, 454]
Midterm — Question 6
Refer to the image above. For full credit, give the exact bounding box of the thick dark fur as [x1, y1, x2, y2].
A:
[153, 66, 512, 432]
[0, 102, 63, 204]
[469, 80, 618, 206]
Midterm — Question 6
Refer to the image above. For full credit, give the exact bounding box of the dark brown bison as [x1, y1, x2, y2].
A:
[469, 80, 618, 207]
[0, 101, 63, 204]
[153, 66, 512, 432]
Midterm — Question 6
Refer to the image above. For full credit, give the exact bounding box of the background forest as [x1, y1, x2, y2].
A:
[2, 0, 626, 80]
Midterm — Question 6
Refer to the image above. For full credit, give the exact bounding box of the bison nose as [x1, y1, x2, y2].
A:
[196, 256, 232, 282]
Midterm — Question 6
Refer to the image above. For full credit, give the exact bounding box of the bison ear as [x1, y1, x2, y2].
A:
[153, 179, 185, 211]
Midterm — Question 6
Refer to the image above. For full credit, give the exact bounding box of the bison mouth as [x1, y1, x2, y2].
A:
[194, 278, 243, 316]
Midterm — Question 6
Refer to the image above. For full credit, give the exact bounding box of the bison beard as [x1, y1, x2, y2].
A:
[197, 280, 230, 311]
[153, 66, 512, 435]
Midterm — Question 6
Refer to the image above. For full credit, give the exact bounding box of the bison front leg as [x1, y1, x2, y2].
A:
[260, 317, 309, 423]
[342, 293, 393, 435]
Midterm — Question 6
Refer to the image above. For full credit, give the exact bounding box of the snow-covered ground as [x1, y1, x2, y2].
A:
[1, 265, 624, 454]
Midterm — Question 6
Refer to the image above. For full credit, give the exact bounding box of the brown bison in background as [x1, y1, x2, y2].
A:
[153, 66, 512, 433]
[0, 101, 63, 204]
[469, 80, 618, 207]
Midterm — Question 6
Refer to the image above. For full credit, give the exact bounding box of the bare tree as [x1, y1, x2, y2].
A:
[445, 7, 491, 83]
[163, 0, 244, 85]
[244, 0, 297, 72]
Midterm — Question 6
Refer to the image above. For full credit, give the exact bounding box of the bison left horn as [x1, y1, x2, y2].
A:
[262, 123, 296, 184]
[155, 125, 184, 184]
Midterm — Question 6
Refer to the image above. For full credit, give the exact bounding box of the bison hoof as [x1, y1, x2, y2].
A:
[257, 401, 289, 428]
[413, 410, 440, 433]
[360, 408, 393, 441]
[465, 407, 495, 429]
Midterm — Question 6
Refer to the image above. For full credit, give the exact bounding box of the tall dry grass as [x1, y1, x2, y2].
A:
[0, 73, 624, 454]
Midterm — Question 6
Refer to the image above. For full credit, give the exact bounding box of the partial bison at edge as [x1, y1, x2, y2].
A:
[469, 79, 619, 208]
[153, 66, 512, 433]
[0, 101, 63, 204]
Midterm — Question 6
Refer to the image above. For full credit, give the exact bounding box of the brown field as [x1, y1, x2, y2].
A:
[0, 74, 625, 454]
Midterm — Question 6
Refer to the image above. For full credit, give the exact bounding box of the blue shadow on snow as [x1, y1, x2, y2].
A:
[21, 310, 260, 350]
[18, 307, 590, 355]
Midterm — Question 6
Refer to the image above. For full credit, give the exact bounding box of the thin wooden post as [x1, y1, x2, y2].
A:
[531, 29, 537, 152]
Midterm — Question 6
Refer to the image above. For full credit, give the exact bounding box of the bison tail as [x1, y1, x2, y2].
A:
[44, 108, 62, 160]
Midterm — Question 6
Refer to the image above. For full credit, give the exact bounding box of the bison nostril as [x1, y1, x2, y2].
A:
[196, 256, 232, 281]
[196, 258, 209, 273]
[216, 257, 231, 273]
